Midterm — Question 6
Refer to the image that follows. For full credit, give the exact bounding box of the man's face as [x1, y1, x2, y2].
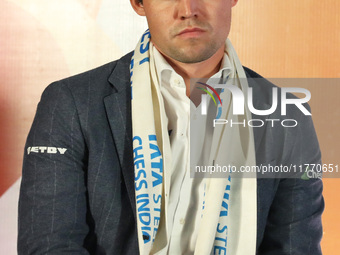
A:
[132, 0, 238, 63]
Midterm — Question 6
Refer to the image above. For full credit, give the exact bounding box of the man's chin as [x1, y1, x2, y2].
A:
[170, 47, 218, 64]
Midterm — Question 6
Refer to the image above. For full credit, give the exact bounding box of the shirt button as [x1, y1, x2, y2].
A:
[180, 218, 185, 225]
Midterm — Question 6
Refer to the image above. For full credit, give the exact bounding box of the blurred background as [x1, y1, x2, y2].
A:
[0, 0, 339, 253]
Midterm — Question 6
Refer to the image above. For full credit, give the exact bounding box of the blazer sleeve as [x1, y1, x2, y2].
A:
[258, 105, 325, 255]
[18, 82, 90, 254]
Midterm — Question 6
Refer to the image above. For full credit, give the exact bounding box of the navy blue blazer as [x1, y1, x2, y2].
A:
[18, 52, 324, 254]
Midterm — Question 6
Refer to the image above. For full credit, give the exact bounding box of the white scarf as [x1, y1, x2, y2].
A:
[130, 30, 257, 255]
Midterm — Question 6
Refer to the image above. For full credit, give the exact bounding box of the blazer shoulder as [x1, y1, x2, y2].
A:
[43, 51, 133, 96]
[242, 66, 309, 102]
[242, 66, 313, 118]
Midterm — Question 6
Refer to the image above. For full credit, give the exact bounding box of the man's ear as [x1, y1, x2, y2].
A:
[130, 0, 146, 16]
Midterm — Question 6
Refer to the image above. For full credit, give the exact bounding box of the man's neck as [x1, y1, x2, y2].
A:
[155, 46, 225, 98]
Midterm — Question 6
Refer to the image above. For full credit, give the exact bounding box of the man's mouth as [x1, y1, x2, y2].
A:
[177, 27, 206, 38]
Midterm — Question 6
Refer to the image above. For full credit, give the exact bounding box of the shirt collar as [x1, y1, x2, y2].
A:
[152, 43, 233, 87]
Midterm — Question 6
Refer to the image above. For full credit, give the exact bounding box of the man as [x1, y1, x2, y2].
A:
[18, 0, 324, 254]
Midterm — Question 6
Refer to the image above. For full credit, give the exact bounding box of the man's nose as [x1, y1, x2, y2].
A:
[177, 0, 199, 19]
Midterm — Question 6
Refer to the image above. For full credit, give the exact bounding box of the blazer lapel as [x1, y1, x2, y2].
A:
[244, 70, 267, 153]
[104, 52, 137, 219]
